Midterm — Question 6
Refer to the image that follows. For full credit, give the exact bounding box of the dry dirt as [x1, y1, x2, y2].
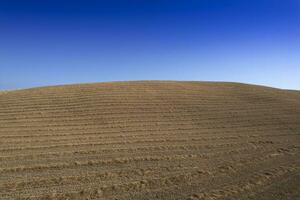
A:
[0, 81, 299, 200]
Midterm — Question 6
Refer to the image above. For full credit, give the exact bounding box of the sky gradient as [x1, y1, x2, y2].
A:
[1, 0, 300, 90]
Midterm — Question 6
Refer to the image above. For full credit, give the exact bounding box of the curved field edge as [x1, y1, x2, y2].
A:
[0, 81, 299, 200]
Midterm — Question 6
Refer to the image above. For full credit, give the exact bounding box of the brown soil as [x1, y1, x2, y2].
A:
[0, 81, 299, 200]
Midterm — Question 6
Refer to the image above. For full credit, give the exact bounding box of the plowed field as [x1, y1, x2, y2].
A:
[0, 81, 299, 199]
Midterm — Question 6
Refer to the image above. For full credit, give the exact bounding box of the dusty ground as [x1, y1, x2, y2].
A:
[0, 81, 299, 200]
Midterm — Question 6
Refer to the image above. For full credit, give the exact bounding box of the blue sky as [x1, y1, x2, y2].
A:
[0, 0, 299, 90]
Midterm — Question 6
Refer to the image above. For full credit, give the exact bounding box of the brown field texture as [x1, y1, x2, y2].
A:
[0, 81, 299, 200]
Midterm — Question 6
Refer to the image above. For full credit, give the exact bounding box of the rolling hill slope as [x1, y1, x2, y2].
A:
[0, 81, 299, 200]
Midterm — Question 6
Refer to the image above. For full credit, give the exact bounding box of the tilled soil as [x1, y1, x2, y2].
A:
[0, 81, 299, 200]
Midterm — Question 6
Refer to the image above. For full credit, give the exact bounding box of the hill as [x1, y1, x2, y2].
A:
[0, 81, 299, 200]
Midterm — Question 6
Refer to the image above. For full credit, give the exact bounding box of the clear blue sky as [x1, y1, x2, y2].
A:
[0, 0, 299, 90]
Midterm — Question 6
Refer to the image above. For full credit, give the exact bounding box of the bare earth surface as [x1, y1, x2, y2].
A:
[0, 81, 299, 200]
